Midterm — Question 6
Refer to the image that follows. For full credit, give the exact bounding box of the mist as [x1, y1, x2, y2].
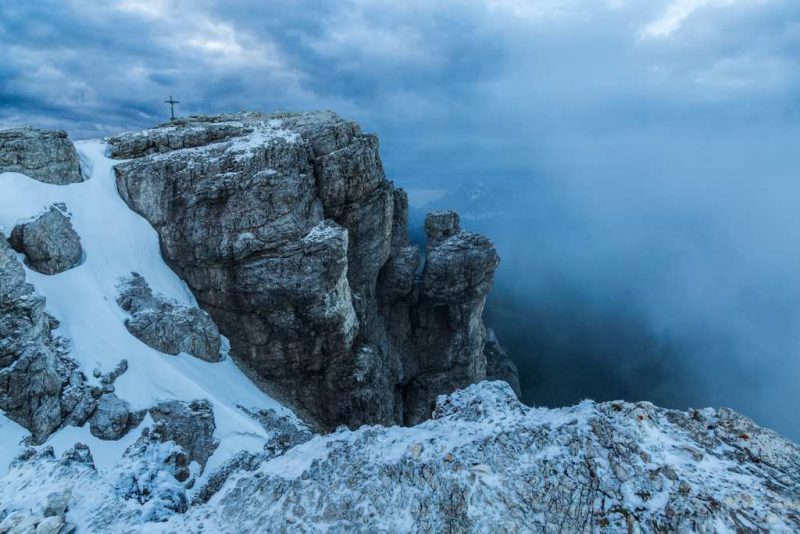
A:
[455, 128, 800, 442]
[2, 0, 799, 439]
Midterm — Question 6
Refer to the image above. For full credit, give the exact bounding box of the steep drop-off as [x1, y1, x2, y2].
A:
[2, 118, 798, 533]
[108, 111, 504, 428]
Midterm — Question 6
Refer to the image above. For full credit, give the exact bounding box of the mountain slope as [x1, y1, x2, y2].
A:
[0, 117, 798, 533]
[0, 139, 297, 479]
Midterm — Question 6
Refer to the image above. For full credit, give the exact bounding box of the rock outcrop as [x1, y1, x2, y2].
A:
[0, 483, 77, 534]
[179, 381, 800, 532]
[0, 232, 133, 443]
[0, 234, 64, 442]
[89, 393, 144, 441]
[0, 128, 84, 185]
[149, 399, 219, 470]
[108, 111, 502, 429]
[116, 273, 221, 362]
[8, 205, 84, 275]
[3, 381, 799, 532]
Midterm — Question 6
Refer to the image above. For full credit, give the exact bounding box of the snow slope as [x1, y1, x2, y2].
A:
[0, 140, 297, 478]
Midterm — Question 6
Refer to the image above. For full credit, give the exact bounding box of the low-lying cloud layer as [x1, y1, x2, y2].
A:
[2, 0, 799, 438]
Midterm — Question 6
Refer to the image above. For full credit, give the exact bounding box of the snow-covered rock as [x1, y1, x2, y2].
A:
[0, 128, 84, 185]
[108, 111, 504, 430]
[1, 113, 799, 533]
[9, 205, 84, 275]
[1, 381, 798, 532]
[116, 273, 221, 362]
[1, 135, 298, 472]
[148, 399, 218, 470]
[0, 234, 66, 442]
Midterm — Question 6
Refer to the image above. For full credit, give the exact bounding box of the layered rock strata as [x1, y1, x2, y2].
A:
[0, 128, 84, 184]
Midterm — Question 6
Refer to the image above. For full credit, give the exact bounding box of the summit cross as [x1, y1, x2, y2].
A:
[164, 95, 179, 121]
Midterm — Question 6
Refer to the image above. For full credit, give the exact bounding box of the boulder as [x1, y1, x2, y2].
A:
[116, 273, 221, 362]
[148, 399, 219, 470]
[0, 127, 83, 184]
[89, 394, 144, 441]
[8, 206, 83, 275]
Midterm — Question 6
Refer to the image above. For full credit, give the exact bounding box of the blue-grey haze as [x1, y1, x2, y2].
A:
[2, 0, 799, 439]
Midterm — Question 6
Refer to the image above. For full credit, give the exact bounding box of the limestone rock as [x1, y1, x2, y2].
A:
[0, 234, 102, 443]
[58, 359, 97, 427]
[0, 235, 63, 442]
[424, 210, 460, 252]
[149, 399, 219, 470]
[397, 224, 500, 424]
[43, 490, 70, 518]
[116, 273, 221, 362]
[115, 427, 192, 521]
[88, 394, 143, 441]
[59, 443, 94, 468]
[108, 111, 502, 429]
[167, 381, 800, 533]
[8, 206, 83, 275]
[0, 127, 83, 185]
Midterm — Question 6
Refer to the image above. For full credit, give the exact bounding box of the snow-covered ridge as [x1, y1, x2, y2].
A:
[0, 140, 297, 480]
[2, 381, 799, 532]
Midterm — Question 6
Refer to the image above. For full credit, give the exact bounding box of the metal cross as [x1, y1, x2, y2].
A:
[164, 95, 179, 121]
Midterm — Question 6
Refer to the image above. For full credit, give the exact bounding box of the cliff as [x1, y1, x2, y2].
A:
[107, 111, 503, 429]
[0, 116, 798, 533]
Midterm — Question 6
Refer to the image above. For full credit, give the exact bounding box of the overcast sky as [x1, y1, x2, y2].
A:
[2, 1, 797, 151]
[1, 1, 797, 185]
[3, 0, 800, 437]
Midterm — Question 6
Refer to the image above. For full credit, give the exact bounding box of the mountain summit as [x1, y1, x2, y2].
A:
[0, 114, 797, 532]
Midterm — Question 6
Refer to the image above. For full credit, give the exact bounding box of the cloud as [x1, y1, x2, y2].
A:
[641, 0, 766, 38]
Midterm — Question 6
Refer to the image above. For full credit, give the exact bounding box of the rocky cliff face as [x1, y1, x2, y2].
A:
[0, 235, 65, 442]
[1, 117, 800, 533]
[108, 111, 502, 429]
[0, 230, 145, 444]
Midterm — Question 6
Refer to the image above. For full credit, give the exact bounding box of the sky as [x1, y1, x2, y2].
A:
[2, 0, 800, 438]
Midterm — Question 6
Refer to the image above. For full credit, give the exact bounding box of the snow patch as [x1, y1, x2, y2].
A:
[0, 140, 296, 482]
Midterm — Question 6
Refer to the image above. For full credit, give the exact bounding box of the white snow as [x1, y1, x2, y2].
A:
[0, 413, 29, 477]
[0, 140, 296, 479]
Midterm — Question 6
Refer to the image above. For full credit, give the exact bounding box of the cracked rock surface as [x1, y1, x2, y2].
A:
[8, 205, 84, 275]
[108, 111, 505, 429]
[116, 273, 221, 362]
[0, 127, 84, 185]
[3, 381, 799, 533]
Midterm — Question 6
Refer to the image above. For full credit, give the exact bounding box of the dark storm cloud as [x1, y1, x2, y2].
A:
[2, 0, 800, 438]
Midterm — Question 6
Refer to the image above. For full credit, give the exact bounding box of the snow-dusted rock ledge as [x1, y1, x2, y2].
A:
[2, 381, 798, 532]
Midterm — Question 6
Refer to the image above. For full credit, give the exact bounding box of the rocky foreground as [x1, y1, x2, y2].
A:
[2, 382, 799, 532]
[0, 114, 798, 532]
